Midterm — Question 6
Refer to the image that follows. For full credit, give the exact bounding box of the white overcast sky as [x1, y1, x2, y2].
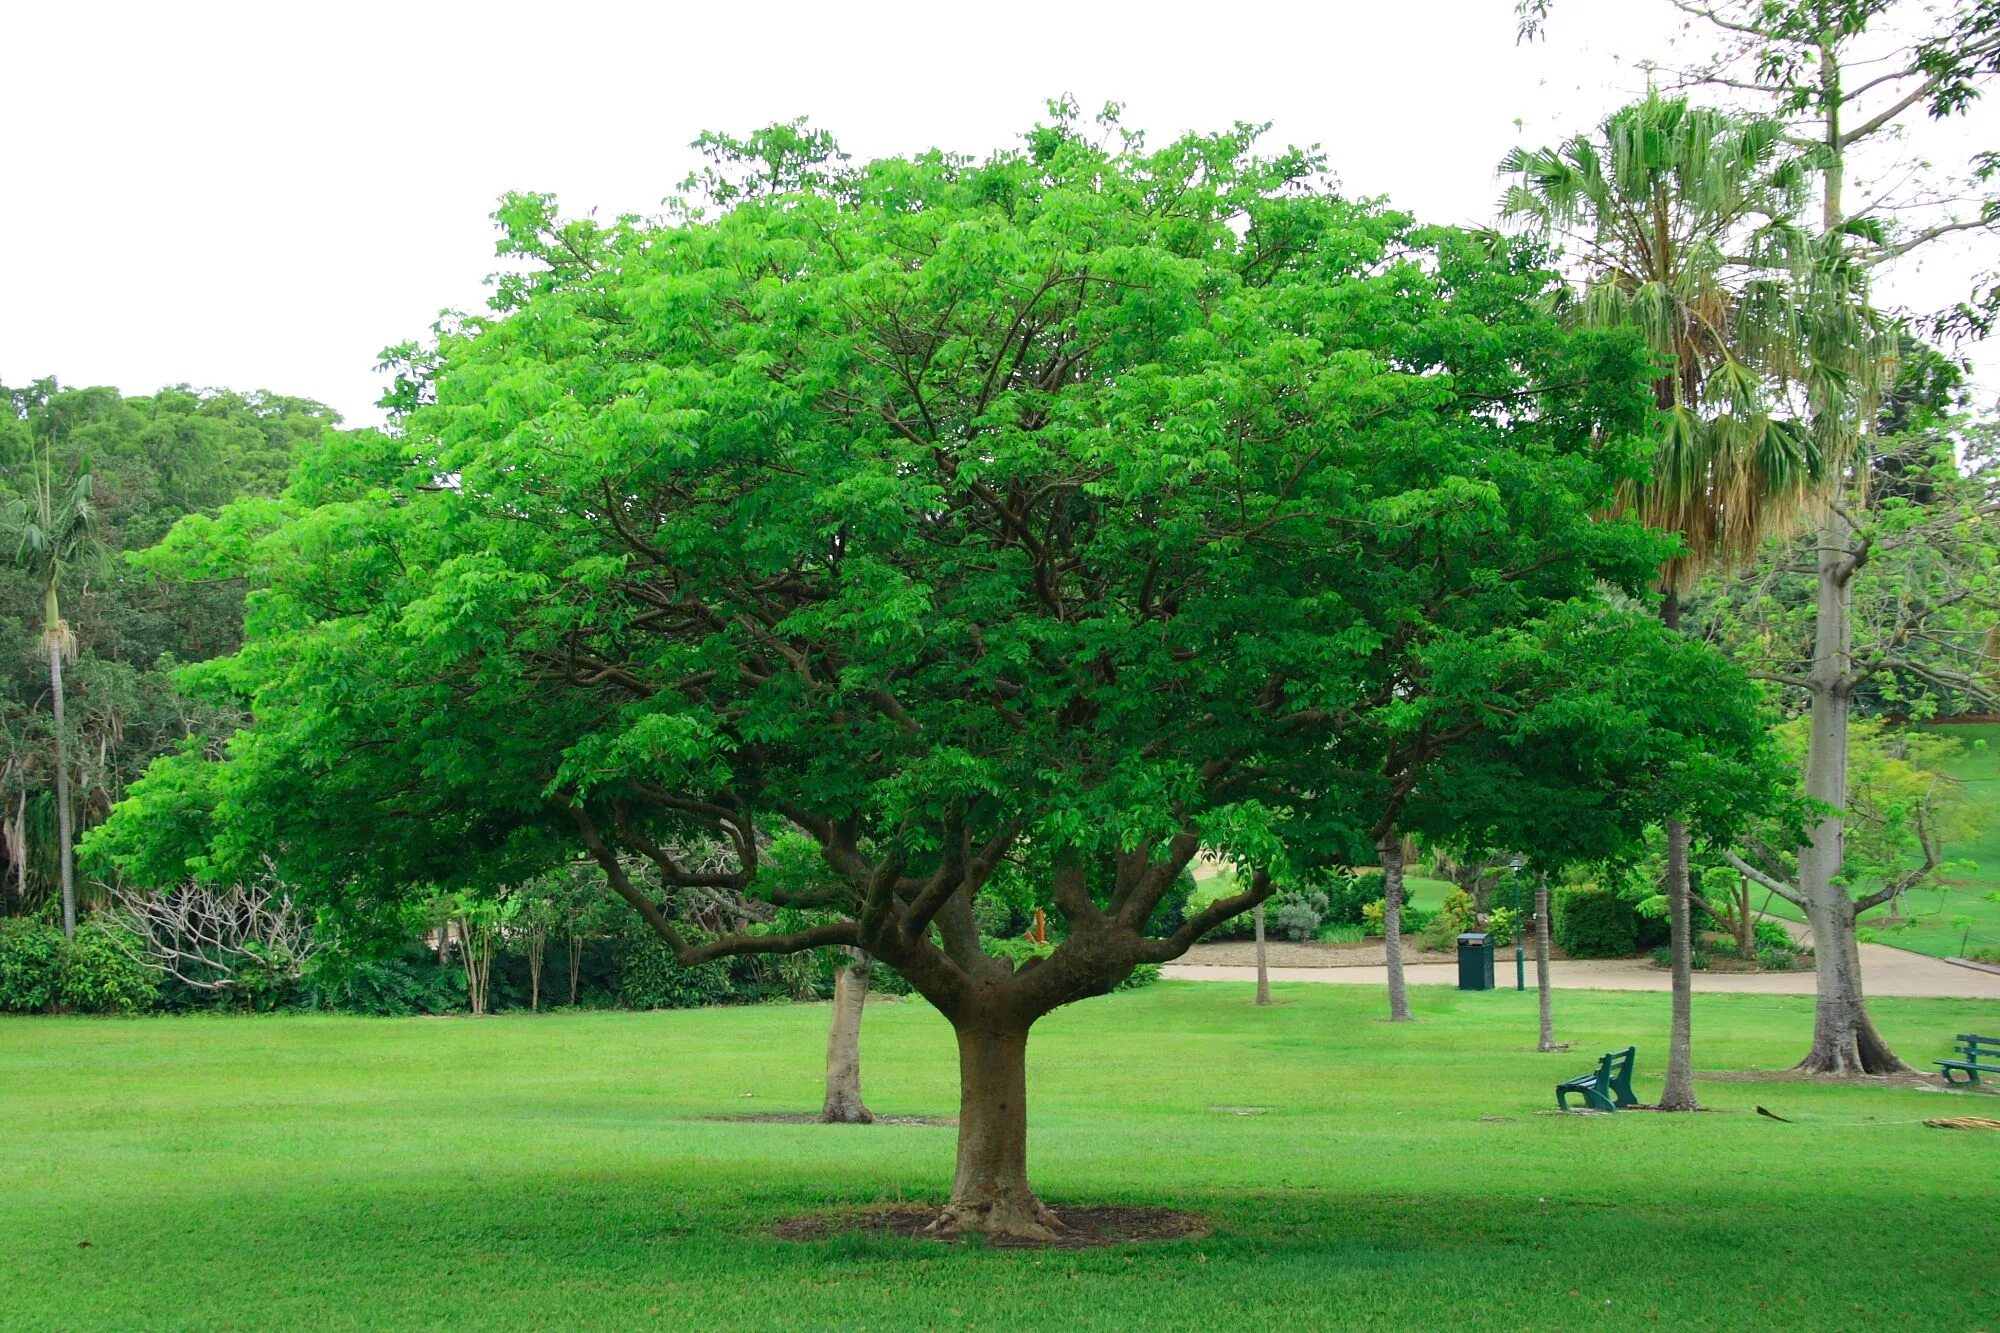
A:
[4, 0, 1994, 425]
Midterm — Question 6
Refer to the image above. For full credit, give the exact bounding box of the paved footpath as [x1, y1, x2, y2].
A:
[1164, 943, 2000, 1000]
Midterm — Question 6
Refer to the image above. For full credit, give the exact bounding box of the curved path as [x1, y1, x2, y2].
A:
[1163, 944, 2000, 1000]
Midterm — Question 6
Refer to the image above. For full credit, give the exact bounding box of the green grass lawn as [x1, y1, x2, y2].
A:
[1762, 723, 2000, 959]
[4, 985, 1996, 1330]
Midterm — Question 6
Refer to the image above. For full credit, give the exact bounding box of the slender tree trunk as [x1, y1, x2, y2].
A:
[821, 948, 874, 1123]
[1661, 818, 1699, 1109]
[1653, 590, 1699, 1108]
[930, 1020, 1056, 1240]
[1796, 512, 1912, 1074]
[567, 932, 584, 1005]
[47, 629, 75, 940]
[1379, 835, 1412, 1022]
[1253, 902, 1272, 1006]
[1535, 876, 1555, 1053]
[526, 926, 545, 1011]
[1735, 878, 1753, 959]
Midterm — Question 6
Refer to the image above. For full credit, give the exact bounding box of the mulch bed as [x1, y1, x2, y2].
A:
[771, 1205, 1209, 1249]
[700, 1113, 956, 1126]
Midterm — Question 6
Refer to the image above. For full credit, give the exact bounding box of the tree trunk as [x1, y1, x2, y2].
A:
[1379, 836, 1412, 1022]
[48, 633, 75, 940]
[1535, 876, 1555, 1053]
[526, 926, 545, 1011]
[1796, 512, 1912, 1075]
[930, 1021, 1057, 1241]
[567, 933, 584, 1006]
[820, 948, 874, 1123]
[1734, 877, 1753, 960]
[1253, 902, 1272, 1006]
[1660, 818, 1699, 1109]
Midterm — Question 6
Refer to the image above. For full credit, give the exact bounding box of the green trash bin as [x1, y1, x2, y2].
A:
[1456, 932, 1494, 990]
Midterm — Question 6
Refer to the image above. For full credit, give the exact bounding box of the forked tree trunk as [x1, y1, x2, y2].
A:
[567, 933, 584, 1006]
[1535, 877, 1555, 1053]
[1661, 817, 1699, 1110]
[1796, 513, 1912, 1075]
[48, 632, 75, 941]
[821, 948, 873, 1124]
[1253, 902, 1272, 1006]
[931, 1022, 1057, 1241]
[1379, 836, 1412, 1022]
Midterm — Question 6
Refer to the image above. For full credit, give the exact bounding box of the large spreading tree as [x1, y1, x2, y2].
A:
[90, 109, 1775, 1238]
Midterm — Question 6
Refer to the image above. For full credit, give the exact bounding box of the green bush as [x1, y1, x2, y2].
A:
[305, 947, 468, 1016]
[1649, 943, 1711, 971]
[1752, 919, 1797, 952]
[1754, 945, 1797, 971]
[1552, 884, 1640, 958]
[0, 919, 160, 1015]
[1317, 923, 1367, 945]
[614, 927, 736, 1009]
[0, 918, 65, 1012]
[1361, 899, 1437, 939]
[1483, 905, 1519, 947]
[1317, 870, 1377, 926]
[1270, 888, 1329, 941]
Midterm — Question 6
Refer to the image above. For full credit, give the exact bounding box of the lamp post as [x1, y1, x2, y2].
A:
[1510, 855, 1525, 992]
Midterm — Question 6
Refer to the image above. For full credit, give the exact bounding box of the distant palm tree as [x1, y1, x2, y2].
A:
[3, 452, 96, 938]
[1501, 91, 1885, 1110]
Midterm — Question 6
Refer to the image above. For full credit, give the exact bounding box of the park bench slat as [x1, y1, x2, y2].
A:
[1936, 1034, 2000, 1086]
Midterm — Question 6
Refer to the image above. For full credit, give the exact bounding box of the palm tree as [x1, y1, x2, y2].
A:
[3, 451, 96, 938]
[1500, 91, 1883, 1110]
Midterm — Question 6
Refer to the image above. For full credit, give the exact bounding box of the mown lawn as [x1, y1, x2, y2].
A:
[2, 984, 1995, 1330]
[1762, 723, 2000, 960]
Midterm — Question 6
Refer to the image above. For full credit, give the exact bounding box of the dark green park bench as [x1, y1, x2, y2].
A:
[1556, 1046, 1638, 1112]
[1936, 1033, 2000, 1086]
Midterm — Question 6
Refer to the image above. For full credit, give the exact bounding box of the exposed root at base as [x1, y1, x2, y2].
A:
[770, 1204, 1209, 1249]
[923, 1199, 1064, 1243]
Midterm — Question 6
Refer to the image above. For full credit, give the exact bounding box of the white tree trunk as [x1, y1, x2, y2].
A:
[1253, 902, 1272, 1006]
[1535, 877, 1555, 1053]
[1379, 836, 1411, 1022]
[820, 947, 873, 1123]
[1796, 512, 1911, 1075]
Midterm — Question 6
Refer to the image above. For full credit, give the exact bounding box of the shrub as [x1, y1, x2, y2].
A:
[1649, 943, 1712, 971]
[1483, 905, 1519, 947]
[1145, 870, 1197, 939]
[1317, 923, 1366, 945]
[1269, 888, 1329, 941]
[615, 927, 736, 1009]
[1752, 919, 1797, 952]
[305, 948, 467, 1016]
[1318, 870, 1377, 926]
[0, 919, 159, 1014]
[1552, 884, 1639, 958]
[1967, 945, 2000, 965]
[1754, 945, 1797, 971]
[1361, 899, 1436, 939]
[0, 918, 65, 1012]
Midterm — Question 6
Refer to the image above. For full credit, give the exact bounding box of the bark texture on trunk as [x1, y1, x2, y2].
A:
[820, 948, 874, 1123]
[931, 1022, 1056, 1241]
[1252, 903, 1272, 1006]
[1796, 512, 1912, 1075]
[48, 635, 75, 940]
[1661, 817, 1699, 1109]
[1534, 877, 1555, 1053]
[1379, 837, 1411, 1022]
